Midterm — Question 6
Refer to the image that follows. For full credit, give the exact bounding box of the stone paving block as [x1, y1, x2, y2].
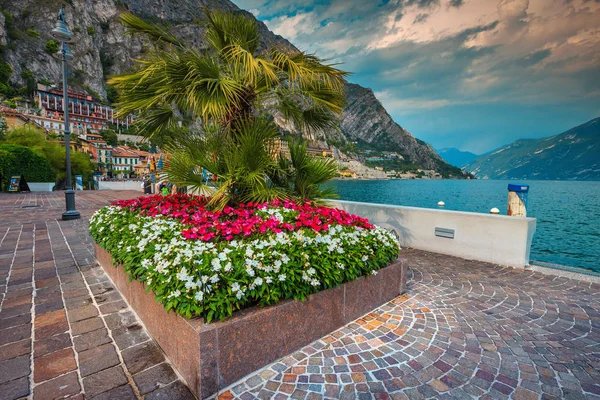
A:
[0, 376, 29, 400]
[70, 316, 104, 335]
[32, 371, 81, 400]
[82, 365, 128, 398]
[0, 339, 31, 363]
[73, 328, 111, 352]
[34, 347, 77, 383]
[132, 362, 178, 395]
[121, 340, 165, 375]
[144, 380, 196, 400]
[90, 384, 137, 400]
[67, 304, 99, 323]
[0, 354, 30, 385]
[34, 332, 72, 358]
[0, 323, 31, 346]
[78, 343, 120, 377]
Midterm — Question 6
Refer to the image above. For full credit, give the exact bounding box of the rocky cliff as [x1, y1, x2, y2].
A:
[0, 0, 464, 176]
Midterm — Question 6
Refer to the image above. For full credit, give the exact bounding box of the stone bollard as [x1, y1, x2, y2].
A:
[507, 184, 529, 217]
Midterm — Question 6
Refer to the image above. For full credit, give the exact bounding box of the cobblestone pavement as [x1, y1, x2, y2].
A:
[220, 254, 600, 400]
[2, 191, 600, 400]
[0, 191, 195, 400]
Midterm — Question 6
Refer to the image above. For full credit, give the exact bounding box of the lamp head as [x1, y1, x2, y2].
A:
[51, 8, 72, 41]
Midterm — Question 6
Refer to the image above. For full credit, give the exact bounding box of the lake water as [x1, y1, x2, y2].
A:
[330, 179, 600, 273]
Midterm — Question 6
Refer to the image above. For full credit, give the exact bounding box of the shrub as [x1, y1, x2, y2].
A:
[90, 194, 400, 321]
[4, 126, 94, 181]
[44, 40, 59, 54]
[26, 29, 40, 38]
[0, 144, 55, 190]
[87, 26, 95, 36]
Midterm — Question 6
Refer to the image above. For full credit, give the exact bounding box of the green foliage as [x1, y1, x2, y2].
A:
[3, 126, 94, 181]
[37, 78, 52, 86]
[87, 26, 96, 36]
[111, 9, 349, 208]
[100, 129, 118, 146]
[100, 51, 114, 76]
[1, 10, 19, 41]
[0, 61, 12, 83]
[272, 140, 339, 203]
[90, 203, 400, 321]
[22, 8, 31, 18]
[44, 40, 59, 54]
[19, 70, 35, 98]
[0, 144, 55, 190]
[26, 29, 40, 38]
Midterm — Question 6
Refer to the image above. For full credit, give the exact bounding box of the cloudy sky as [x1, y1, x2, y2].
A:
[232, 0, 600, 154]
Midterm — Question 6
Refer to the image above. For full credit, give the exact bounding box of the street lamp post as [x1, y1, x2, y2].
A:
[51, 8, 80, 220]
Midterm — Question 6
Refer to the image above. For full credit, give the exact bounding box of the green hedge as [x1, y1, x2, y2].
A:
[0, 144, 55, 190]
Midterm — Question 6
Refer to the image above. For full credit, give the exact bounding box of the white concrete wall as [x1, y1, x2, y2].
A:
[28, 183, 55, 192]
[97, 181, 143, 191]
[331, 200, 536, 268]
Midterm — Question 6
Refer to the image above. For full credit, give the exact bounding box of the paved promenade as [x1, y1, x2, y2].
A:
[1, 191, 599, 400]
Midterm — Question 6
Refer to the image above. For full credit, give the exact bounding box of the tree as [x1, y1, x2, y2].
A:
[0, 144, 55, 190]
[4, 125, 95, 182]
[110, 9, 347, 208]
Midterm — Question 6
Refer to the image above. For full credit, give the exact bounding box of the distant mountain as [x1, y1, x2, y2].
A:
[437, 148, 479, 168]
[465, 117, 600, 180]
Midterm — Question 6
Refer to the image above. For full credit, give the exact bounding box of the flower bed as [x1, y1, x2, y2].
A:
[90, 194, 400, 322]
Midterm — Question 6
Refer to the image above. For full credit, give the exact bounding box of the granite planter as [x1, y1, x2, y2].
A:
[95, 244, 407, 399]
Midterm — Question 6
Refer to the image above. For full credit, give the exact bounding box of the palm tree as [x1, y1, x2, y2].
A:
[109, 8, 348, 207]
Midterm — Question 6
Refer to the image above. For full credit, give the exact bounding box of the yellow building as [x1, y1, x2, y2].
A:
[339, 170, 357, 179]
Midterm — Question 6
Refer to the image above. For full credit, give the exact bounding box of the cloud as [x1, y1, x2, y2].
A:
[232, 0, 600, 152]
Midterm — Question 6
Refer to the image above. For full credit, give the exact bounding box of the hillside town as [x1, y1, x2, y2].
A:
[1, 83, 167, 180]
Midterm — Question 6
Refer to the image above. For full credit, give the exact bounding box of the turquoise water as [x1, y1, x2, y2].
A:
[330, 180, 600, 273]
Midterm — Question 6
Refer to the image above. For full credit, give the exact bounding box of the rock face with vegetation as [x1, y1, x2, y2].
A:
[465, 117, 600, 180]
[0, 0, 464, 176]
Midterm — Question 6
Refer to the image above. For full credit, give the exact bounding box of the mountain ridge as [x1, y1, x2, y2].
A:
[465, 117, 600, 180]
[437, 148, 479, 168]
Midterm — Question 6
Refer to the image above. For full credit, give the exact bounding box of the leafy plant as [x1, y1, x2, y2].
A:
[0, 144, 55, 189]
[4, 126, 94, 181]
[109, 9, 348, 207]
[87, 26, 96, 36]
[44, 40, 59, 54]
[26, 29, 40, 38]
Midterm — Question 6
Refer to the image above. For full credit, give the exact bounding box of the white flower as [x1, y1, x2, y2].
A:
[231, 282, 241, 292]
[278, 274, 286, 282]
[236, 291, 244, 300]
[246, 267, 255, 277]
[168, 290, 181, 299]
[307, 268, 315, 276]
[223, 262, 232, 272]
[371, 270, 378, 276]
[176, 267, 189, 281]
[361, 255, 368, 262]
[253, 277, 263, 286]
[265, 277, 272, 284]
[195, 291, 204, 301]
[211, 258, 221, 271]
[210, 275, 220, 283]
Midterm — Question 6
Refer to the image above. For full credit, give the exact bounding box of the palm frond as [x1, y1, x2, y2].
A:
[120, 12, 183, 48]
[204, 7, 260, 54]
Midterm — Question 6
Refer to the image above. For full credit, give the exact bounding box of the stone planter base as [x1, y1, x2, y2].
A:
[95, 244, 407, 399]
